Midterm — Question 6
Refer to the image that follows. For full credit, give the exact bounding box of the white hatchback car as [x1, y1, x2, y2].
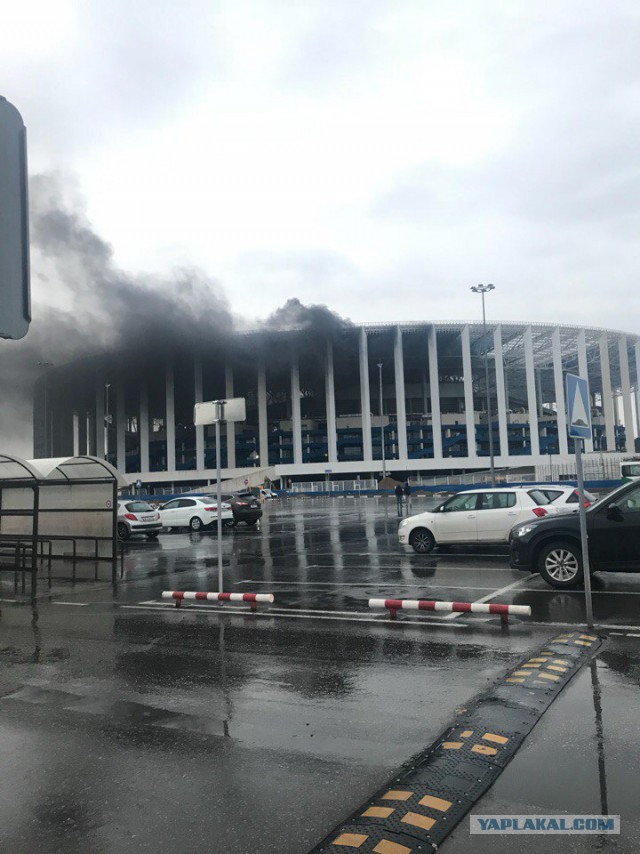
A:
[159, 497, 233, 532]
[117, 500, 162, 541]
[399, 487, 555, 553]
[533, 485, 597, 514]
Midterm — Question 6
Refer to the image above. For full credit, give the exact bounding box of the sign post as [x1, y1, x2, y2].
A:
[566, 373, 594, 627]
[194, 398, 246, 592]
[0, 97, 31, 340]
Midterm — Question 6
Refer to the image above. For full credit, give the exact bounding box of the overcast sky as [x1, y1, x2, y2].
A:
[3, 0, 640, 331]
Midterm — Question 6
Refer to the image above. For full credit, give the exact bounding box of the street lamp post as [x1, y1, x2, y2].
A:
[470, 284, 496, 488]
[377, 362, 386, 479]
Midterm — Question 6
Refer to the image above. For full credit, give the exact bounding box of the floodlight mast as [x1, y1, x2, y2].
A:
[470, 284, 496, 488]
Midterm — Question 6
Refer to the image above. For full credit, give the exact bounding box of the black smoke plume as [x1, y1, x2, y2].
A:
[0, 172, 352, 456]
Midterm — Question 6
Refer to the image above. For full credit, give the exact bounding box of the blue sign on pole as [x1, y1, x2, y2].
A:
[565, 373, 591, 439]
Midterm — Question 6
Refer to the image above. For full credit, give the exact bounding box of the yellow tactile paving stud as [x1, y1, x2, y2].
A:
[401, 812, 436, 831]
[442, 741, 464, 750]
[373, 840, 412, 854]
[381, 791, 412, 802]
[419, 795, 452, 813]
[471, 744, 497, 756]
[362, 807, 395, 819]
[382, 789, 413, 801]
[334, 832, 368, 847]
[529, 657, 549, 663]
[482, 733, 509, 745]
[538, 672, 561, 682]
[460, 730, 473, 738]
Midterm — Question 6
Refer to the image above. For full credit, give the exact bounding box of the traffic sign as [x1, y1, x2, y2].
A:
[0, 97, 31, 339]
[565, 373, 591, 439]
[194, 397, 246, 425]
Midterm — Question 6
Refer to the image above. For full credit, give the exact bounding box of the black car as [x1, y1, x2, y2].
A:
[510, 479, 640, 588]
[207, 493, 262, 527]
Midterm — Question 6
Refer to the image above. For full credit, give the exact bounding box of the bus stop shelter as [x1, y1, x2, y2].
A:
[0, 455, 125, 594]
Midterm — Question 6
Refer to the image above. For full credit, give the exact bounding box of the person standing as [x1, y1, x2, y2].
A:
[403, 481, 411, 515]
[394, 483, 403, 515]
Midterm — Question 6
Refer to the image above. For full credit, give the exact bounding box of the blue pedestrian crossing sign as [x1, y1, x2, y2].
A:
[565, 373, 591, 439]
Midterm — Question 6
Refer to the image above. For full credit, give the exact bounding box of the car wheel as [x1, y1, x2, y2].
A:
[409, 528, 435, 554]
[224, 519, 236, 528]
[117, 522, 130, 541]
[538, 541, 583, 588]
[189, 516, 203, 532]
[146, 532, 159, 540]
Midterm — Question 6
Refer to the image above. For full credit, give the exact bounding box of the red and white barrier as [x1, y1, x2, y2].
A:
[162, 591, 274, 611]
[368, 598, 531, 623]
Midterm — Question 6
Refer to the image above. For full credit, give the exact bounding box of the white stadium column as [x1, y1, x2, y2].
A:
[552, 327, 568, 455]
[165, 361, 176, 472]
[461, 325, 477, 457]
[394, 326, 409, 460]
[86, 412, 91, 455]
[194, 358, 204, 470]
[524, 326, 540, 457]
[635, 343, 640, 442]
[291, 356, 302, 465]
[258, 360, 269, 468]
[139, 383, 150, 473]
[95, 374, 105, 459]
[618, 335, 634, 452]
[493, 326, 508, 458]
[577, 329, 594, 453]
[325, 340, 338, 463]
[599, 334, 616, 451]
[428, 326, 442, 459]
[359, 328, 373, 461]
[72, 412, 80, 456]
[116, 380, 126, 471]
[225, 364, 236, 470]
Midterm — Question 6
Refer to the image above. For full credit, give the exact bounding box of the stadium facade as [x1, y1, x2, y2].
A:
[33, 321, 640, 488]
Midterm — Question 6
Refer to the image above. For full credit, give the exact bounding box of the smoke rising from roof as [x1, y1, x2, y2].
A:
[0, 172, 352, 456]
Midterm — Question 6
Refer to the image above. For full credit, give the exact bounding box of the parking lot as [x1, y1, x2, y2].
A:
[0, 496, 639, 852]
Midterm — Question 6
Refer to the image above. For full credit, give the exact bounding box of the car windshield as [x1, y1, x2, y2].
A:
[125, 501, 153, 512]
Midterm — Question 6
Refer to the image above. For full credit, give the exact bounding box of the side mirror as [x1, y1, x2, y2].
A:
[607, 504, 624, 522]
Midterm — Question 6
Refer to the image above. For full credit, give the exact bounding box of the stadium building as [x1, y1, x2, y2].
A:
[33, 321, 640, 489]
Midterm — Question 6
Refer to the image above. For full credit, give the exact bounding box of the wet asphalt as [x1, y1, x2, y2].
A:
[0, 495, 639, 853]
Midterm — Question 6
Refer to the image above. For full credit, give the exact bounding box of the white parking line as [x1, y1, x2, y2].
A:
[52, 601, 90, 606]
[444, 575, 536, 620]
[235, 580, 530, 591]
[119, 602, 472, 628]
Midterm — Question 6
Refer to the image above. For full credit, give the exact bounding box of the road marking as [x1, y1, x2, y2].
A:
[52, 601, 90, 606]
[236, 580, 526, 591]
[118, 603, 472, 629]
[444, 575, 535, 620]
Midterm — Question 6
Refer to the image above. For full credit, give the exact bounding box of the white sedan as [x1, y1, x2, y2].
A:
[399, 487, 555, 553]
[159, 497, 233, 532]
